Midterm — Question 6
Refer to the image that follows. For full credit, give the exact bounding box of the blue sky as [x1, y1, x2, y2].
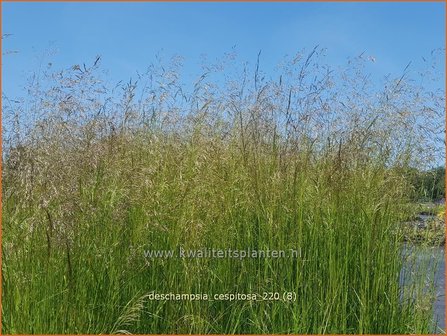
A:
[2, 2, 445, 99]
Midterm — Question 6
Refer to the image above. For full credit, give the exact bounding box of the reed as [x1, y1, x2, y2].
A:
[2, 49, 443, 334]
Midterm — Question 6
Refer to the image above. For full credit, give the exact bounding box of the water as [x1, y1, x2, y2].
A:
[412, 212, 444, 332]
[429, 247, 445, 332]
[402, 245, 445, 333]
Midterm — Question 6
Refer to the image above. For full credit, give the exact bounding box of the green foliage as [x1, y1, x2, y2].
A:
[407, 166, 445, 202]
[2, 50, 443, 334]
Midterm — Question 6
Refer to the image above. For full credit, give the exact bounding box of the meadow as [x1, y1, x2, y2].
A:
[2, 49, 445, 334]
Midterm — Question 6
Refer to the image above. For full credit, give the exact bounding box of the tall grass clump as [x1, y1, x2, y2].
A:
[2, 48, 445, 334]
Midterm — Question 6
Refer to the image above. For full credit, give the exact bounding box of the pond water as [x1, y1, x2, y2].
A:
[434, 247, 445, 330]
[428, 246, 444, 332]
[402, 245, 445, 333]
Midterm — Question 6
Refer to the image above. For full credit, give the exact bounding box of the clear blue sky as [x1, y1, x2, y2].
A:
[2, 2, 445, 99]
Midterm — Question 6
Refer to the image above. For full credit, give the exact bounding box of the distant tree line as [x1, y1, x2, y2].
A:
[407, 166, 445, 201]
